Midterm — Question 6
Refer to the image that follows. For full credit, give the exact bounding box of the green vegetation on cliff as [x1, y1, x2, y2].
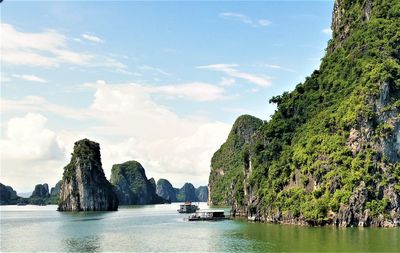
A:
[111, 160, 167, 205]
[209, 115, 263, 206]
[209, 0, 400, 227]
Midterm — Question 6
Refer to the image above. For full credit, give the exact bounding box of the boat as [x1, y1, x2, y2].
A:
[16, 202, 27, 206]
[187, 210, 228, 221]
[177, 202, 199, 213]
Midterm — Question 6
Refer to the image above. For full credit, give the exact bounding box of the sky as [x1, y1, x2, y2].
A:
[0, 0, 334, 193]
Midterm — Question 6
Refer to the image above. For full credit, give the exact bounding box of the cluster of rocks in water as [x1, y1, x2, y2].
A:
[0, 181, 62, 205]
[156, 180, 208, 203]
[1, 138, 208, 211]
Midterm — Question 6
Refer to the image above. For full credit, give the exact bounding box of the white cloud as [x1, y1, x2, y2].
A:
[264, 64, 283, 69]
[1, 96, 90, 120]
[0, 23, 125, 71]
[261, 64, 295, 72]
[0, 113, 65, 160]
[81, 33, 104, 43]
[220, 12, 253, 25]
[85, 83, 231, 186]
[140, 65, 171, 76]
[1, 82, 231, 191]
[220, 77, 236, 86]
[220, 12, 271, 27]
[0, 114, 79, 193]
[83, 80, 227, 102]
[147, 82, 226, 101]
[198, 64, 271, 87]
[258, 19, 272, 26]
[321, 28, 332, 35]
[12, 74, 47, 83]
[1, 23, 91, 67]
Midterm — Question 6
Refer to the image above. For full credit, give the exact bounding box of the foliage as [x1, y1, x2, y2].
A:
[209, 0, 400, 222]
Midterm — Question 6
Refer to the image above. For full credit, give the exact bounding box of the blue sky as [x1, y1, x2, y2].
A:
[1, 0, 334, 192]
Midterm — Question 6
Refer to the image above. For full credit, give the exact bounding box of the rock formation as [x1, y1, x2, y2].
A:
[209, 0, 400, 227]
[0, 183, 20, 205]
[29, 183, 51, 205]
[111, 160, 167, 205]
[58, 139, 119, 211]
[209, 115, 262, 207]
[156, 179, 177, 202]
[31, 184, 50, 198]
[195, 186, 208, 202]
[176, 183, 198, 202]
[50, 180, 62, 197]
[47, 180, 62, 204]
[156, 179, 208, 202]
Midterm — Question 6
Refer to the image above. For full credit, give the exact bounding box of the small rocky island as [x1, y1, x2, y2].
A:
[29, 183, 50, 205]
[0, 183, 20, 205]
[156, 179, 209, 202]
[111, 160, 167, 205]
[58, 139, 119, 211]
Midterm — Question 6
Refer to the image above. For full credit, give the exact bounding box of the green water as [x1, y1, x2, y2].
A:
[0, 203, 398, 252]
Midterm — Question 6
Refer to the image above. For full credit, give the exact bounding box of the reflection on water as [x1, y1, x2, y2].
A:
[1, 203, 399, 252]
[64, 236, 100, 252]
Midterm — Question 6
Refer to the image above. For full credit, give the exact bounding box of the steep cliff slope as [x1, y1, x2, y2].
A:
[156, 178, 177, 202]
[58, 139, 119, 211]
[111, 161, 167, 205]
[209, 115, 263, 206]
[176, 183, 198, 202]
[195, 186, 209, 202]
[29, 183, 50, 205]
[209, 0, 400, 227]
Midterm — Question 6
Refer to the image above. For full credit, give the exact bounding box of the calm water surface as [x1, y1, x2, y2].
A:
[1, 203, 399, 252]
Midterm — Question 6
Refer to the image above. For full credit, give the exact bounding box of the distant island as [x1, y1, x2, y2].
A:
[1, 139, 208, 208]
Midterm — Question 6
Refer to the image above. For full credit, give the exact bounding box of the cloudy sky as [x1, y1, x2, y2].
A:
[0, 1, 334, 193]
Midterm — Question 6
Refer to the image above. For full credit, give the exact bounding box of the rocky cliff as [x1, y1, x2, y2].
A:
[50, 181, 62, 197]
[176, 183, 198, 202]
[156, 179, 208, 202]
[156, 179, 177, 202]
[29, 183, 50, 205]
[0, 183, 20, 205]
[209, 115, 263, 207]
[58, 139, 119, 211]
[48, 180, 62, 204]
[195, 186, 208, 202]
[111, 161, 167, 205]
[31, 183, 50, 198]
[209, 0, 400, 227]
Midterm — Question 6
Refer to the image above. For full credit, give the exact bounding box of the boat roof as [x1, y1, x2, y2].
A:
[180, 203, 196, 206]
[196, 210, 225, 213]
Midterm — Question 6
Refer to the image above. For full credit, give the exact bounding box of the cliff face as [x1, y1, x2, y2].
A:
[50, 181, 62, 197]
[29, 183, 51, 205]
[176, 183, 198, 202]
[156, 179, 208, 202]
[209, 0, 400, 227]
[0, 183, 20, 205]
[58, 139, 119, 211]
[195, 186, 208, 202]
[156, 179, 177, 202]
[31, 184, 50, 198]
[111, 161, 167, 205]
[209, 115, 263, 207]
[48, 180, 62, 204]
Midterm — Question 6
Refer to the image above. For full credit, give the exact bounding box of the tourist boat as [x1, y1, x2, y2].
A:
[187, 210, 228, 221]
[177, 202, 199, 213]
